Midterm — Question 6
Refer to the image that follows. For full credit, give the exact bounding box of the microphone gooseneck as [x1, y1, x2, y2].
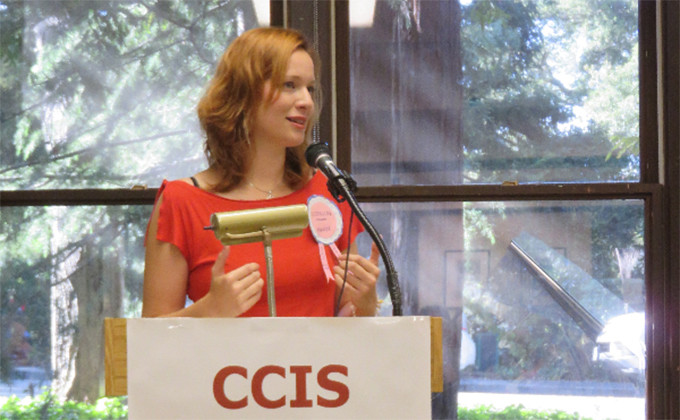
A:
[305, 143, 403, 316]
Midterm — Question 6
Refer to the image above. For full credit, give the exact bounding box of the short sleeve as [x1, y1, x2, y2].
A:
[147, 180, 192, 261]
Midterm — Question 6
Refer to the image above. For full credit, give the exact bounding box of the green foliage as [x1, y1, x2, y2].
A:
[590, 203, 644, 302]
[460, 0, 638, 183]
[0, 393, 127, 420]
[1, 0, 258, 189]
[463, 203, 506, 248]
[0, 397, 594, 420]
[459, 404, 592, 420]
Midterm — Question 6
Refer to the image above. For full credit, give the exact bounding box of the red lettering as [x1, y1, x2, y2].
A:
[289, 365, 313, 408]
[317, 364, 349, 408]
[252, 365, 286, 409]
[213, 366, 248, 409]
[213, 364, 349, 410]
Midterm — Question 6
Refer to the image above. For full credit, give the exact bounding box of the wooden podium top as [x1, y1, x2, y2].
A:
[104, 317, 443, 396]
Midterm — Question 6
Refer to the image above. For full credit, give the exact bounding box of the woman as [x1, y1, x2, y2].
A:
[142, 27, 380, 318]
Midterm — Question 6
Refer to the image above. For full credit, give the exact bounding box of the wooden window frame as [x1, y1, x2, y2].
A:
[1, 1, 678, 417]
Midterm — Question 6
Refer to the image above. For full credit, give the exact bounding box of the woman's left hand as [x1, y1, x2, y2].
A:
[333, 243, 380, 316]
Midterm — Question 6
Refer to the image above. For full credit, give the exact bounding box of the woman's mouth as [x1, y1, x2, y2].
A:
[287, 116, 307, 129]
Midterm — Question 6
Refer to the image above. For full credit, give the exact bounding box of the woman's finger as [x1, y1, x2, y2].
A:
[211, 246, 230, 278]
[369, 242, 380, 266]
[338, 254, 380, 278]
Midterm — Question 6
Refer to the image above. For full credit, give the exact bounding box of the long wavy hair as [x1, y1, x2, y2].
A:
[197, 27, 321, 193]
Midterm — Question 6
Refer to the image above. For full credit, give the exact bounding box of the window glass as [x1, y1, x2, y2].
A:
[0, 200, 647, 420]
[362, 199, 644, 419]
[0, 1, 260, 190]
[349, 0, 639, 185]
[0, 205, 148, 400]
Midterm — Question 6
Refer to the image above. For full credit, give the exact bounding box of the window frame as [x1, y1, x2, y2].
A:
[326, 1, 677, 418]
[0, 1, 678, 417]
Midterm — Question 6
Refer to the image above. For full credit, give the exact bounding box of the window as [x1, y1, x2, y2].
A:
[361, 199, 645, 418]
[339, 0, 672, 418]
[350, 0, 639, 186]
[0, 205, 147, 399]
[2, 1, 678, 418]
[0, 0, 263, 402]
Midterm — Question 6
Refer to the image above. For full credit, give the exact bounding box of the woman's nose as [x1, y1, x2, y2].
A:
[297, 88, 314, 108]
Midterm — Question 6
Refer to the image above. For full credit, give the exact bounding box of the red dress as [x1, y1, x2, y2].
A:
[149, 171, 363, 317]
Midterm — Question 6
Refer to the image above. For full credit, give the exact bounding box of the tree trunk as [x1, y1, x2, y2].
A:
[67, 215, 124, 401]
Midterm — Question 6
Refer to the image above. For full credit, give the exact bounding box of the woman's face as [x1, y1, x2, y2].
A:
[250, 50, 316, 150]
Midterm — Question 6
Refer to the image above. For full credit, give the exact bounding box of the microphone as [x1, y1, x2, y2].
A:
[305, 143, 356, 202]
[305, 142, 344, 181]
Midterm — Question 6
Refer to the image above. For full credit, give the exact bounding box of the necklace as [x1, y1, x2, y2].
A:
[247, 179, 284, 199]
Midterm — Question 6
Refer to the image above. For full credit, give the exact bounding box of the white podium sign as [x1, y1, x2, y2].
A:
[127, 317, 431, 419]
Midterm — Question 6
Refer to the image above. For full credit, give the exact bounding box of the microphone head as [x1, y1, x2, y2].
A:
[305, 142, 331, 167]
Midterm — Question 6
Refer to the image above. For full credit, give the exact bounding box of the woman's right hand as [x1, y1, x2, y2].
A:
[205, 246, 264, 317]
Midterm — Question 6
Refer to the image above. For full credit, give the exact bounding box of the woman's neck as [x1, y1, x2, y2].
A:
[246, 143, 286, 189]
[197, 143, 297, 200]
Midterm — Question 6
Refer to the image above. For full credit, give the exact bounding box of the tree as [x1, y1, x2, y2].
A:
[461, 0, 638, 183]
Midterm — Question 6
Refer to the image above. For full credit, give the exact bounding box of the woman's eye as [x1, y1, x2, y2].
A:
[283, 81, 295, 89]
[307, 86, 316, 94]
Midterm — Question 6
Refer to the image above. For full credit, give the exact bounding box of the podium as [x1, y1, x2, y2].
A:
[105, 317, 442, 419]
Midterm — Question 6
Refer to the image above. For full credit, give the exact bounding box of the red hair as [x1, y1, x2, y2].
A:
[197, 27, 321, 192]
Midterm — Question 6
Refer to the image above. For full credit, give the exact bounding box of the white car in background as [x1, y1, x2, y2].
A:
[593, 312, 645, 375]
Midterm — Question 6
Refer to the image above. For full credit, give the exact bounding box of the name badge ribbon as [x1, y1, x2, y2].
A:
[307, 195, 344, 283]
